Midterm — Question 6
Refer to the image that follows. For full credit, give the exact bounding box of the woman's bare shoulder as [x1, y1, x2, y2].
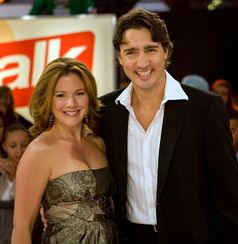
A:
[87, 134, 106, 154]
[27, 136, 50, 153]
[22, 132, 55, 162]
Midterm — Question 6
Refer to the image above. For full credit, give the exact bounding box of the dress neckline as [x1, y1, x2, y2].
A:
[48, 166, 108, 182]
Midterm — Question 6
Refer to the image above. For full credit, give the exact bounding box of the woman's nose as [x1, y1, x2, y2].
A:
[66, 96, 77, 107]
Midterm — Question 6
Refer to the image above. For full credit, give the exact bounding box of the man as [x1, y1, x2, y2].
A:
[98, 8, 238, 244]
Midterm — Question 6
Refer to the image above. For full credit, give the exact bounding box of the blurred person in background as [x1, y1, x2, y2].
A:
[29, 0, 97, 15]
[0, 85, 32, 129]
[0, 112, 7, 175]
[0, 112, 6, 147]
[229, 110, 238, 161]
[0, 123, 30, 244]
[231, 92, 238, 112]
[211, 78, 235, 116]
[181, 74, 210, 91]
[0, 123, 30, 201]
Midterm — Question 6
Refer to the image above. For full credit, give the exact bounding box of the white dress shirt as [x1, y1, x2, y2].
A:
[116, 71, 188, 224]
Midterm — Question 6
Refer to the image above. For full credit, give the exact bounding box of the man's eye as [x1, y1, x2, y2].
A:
[147, 48, 157, 53]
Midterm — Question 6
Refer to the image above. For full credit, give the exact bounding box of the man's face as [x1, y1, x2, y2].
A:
[118, 28, 168, 92]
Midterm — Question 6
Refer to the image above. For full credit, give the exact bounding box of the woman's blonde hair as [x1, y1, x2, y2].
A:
[29, 57, 102, 138]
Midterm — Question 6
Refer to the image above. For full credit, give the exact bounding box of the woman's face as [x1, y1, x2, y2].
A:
[52, 73, 89, 129]
[2, 130, 29, 163]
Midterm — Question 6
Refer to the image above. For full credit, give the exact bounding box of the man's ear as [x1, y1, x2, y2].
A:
[116, 51, 122, 65]
[164, 48, 168, 61]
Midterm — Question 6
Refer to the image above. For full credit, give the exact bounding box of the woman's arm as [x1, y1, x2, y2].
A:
[11, 140, 51, 244]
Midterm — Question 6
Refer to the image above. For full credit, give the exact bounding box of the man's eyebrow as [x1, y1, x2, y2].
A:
[123, 47, 137, 53]
[144, 44, 160, 49]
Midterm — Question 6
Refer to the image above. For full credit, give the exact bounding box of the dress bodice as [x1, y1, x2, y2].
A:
[41, 167, 118, 244]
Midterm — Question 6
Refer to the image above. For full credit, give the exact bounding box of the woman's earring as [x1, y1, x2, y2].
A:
[84, 115, 88, 124]
[48, 115, 54, 127]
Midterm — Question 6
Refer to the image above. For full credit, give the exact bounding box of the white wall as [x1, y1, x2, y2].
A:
[0, 3, 32, 17]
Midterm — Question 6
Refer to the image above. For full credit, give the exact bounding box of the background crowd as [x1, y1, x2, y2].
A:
[0, 85, 32, 243]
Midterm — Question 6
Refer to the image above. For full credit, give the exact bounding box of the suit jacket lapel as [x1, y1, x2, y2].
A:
[157, 100, 188, 201]
[112, 103, 128, 173]
[109, 103, 129, 203]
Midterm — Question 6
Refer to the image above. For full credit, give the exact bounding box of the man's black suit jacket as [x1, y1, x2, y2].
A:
[99, 84, 238, 244]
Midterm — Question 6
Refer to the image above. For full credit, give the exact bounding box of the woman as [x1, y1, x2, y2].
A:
[0, 123, 30, 243]
[0, 123, 30, 201]
[0, 85, 32, 129]
[11, 57, 118, 244]
[0, 112, 6, 150]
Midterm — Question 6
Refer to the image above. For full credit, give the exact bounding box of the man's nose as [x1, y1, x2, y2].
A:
[137, 52, 149, 67]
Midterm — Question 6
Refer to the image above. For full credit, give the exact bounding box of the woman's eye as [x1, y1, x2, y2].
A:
[126, 51, 135, 56]
[76, 91, 86, 96]
[55, 93, 65, 98]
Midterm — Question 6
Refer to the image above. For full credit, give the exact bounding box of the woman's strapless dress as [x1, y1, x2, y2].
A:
[41, 167, 118, 244]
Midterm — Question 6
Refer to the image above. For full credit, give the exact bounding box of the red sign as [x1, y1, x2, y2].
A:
[0, 31, 95, 107]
